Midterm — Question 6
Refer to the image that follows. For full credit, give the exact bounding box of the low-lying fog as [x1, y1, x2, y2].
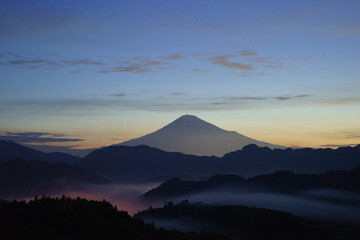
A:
[141, 188, 360, 234]
[19, 184, 360, 223]
[171, 189, 360, 223]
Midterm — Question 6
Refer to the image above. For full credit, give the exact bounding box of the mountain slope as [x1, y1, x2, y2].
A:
[0, 140, 80, 164]
[119, 115, 282, 156]
[0, 159, 107, 198]
[76, 145, 220, 181]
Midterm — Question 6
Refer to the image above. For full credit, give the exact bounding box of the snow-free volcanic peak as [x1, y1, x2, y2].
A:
[161, 114, 225, 133]
[119, 115, 283, 156]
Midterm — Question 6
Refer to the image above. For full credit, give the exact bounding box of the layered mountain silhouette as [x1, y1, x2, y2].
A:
[0, 140, 80, 164]
[2, 136, 360, 183]
[76, 144, 360, 181]
[76, 145, 220, 181]
[144, 165, 360, 199]
[0, 159, 107, 198]
[119, 115, 282, 156]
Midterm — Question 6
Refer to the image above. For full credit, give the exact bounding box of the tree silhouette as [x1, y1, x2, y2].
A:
[0, 196, 226, 240]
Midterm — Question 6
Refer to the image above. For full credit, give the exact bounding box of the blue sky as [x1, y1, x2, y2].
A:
[1, 0, 360, 151]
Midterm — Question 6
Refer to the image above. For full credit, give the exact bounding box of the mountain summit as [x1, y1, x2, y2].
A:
[119, 115, 282, 156]
[155, 115, 226, 134]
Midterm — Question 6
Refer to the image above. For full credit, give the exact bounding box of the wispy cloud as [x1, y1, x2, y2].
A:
[2, 93, 357, 116]
[112, 93, 127, 97]
[334, 131, 360, 140]
[323, 97, 360, 105]
[63, 59, 106, 66]
[1, 47, 312, 75]
[239, 50, 256, 56]
[273, 96, 292, 101]
[345, 135, 360, 139]
[2, 53, 107, 69]
[0, 94, 312, 114]
[320, 130, 360, 142]
[8, 59, 46, 65]
[300, 56, 316, 62]
[0, 132, 83, 143]
[101, 57, 167, 73]
[251, 57, 272, 63]
[2, 53, 168, 74]
[161, 53, 185, 60]
[170, 91, 186, 96]
[320, 144, 359, 148]
[294, 94, 310, 98]
[225, 94, 310, 102]
[188, 68, 211, 73]
[228, 97, 266, 101]
[208, 54, 255, 70]
[265, 64, 290, 69]
[203, 49, 296, 73]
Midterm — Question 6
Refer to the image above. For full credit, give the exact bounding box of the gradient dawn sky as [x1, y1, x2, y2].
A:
[1, 0, 360, 151]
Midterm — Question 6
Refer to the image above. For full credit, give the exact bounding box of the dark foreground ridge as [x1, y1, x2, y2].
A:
[0, 196, 226, 240]
[135, 201, 360, 240]
[144, 165, 360, 199]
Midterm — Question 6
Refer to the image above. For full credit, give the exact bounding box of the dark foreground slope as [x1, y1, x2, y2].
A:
[0, 159, 107, 199]
[0, 196, 226, 240]
[76, 144, 360, 181]
[0, 140, 80, 164]
[144, 165, 360, 199]
[135, 201, 360, 240]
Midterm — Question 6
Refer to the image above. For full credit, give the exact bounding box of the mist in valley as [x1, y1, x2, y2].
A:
[158, 190, 360, 222]
[17, 183, 360, 222]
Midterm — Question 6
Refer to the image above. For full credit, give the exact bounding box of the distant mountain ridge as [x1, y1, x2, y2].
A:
[2, 135, 360, 183]
[76, 144, 360, 181]
[119, 115, 283, 156]
[0, 140, 80, 164]
[143, 165, 360, 199]
[76, 145, 220, 181]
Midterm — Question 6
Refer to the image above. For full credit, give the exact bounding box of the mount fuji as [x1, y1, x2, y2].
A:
[119, 115, 283, 156]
